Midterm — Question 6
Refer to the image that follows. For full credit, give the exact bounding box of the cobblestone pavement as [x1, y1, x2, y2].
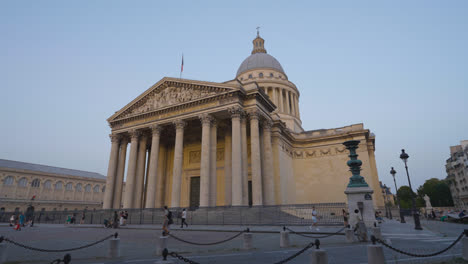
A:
[0, 218, 466, 264]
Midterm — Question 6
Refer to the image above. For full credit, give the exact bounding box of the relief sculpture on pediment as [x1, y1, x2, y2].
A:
[126, 86, 220, 117]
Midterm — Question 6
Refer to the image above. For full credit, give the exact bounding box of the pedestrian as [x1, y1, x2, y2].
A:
[342, 209, 349, 228]
[162, 206, 173, 235]
[9, 214, 15, 227]
[80, 212, 85, 224]
[310, 206, 319, 231]
[431, 209, 436, 219]
[123, 211, 128, 225]
[71, 213, 76, 224]
[113, 211, 119, 228]
[14, 220, 21, 231]
[19, 213, 25, 227]
[180, 208, 188, 228]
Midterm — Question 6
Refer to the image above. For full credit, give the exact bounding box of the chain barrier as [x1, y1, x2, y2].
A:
[0, 233, 117, 253]
[49, 254, 71, 264]
[169, 251, 201, 264]
[285, 226, 346, 239]
[168, 230, 245, 246]
[373, 230, 466, 258]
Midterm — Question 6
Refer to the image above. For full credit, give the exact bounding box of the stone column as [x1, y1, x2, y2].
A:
[224, 129, 232, 206]
[249, 110, 263, 206]
[199, 114, 212, 207]
[295, 94, 300, 119]
[262, 120, 275, 205]
[278, 88, 284, 113]
[155, 144, 167, 208]
[103, 134, 120, 209]
[273, 88, 278, 111]
[291, 93, 297, 117]
[230, 107, 243, 206]
[123, 130, 140, 209]
[134, 134, 148, 208]
[145, 125, 162, 208]
[241, 114, 249, 206]
[171, 120, 186, 208]
[210, 120, 218, 207]
[113, 138, 128, 209]
[286, 90, 291, 114]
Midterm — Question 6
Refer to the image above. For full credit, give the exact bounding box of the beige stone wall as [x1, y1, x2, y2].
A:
[0, 169, 105, 212]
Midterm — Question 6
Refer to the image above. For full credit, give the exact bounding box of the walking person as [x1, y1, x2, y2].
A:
[9, 214, 15, 227]
[180, 208, 188, 228]
[342, 209, 349, 228]
[19, 213, 25, 227]
[310, 206, 319, 231]
[162, 206, 173, 235]
[112, 211, 119, 228]
[80, 212, 85, 224]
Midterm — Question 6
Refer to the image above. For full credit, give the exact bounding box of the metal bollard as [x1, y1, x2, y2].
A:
[280, 231, 290, 248]
[345, 229, 354, 243]
[243, 232, 253, 250]
[0, 238, 7, 264]
[368, 236, 385, 264]
[154, 248, 175, 264]
[311, 240, 328, 264]
[371, 227, 382, 240]
[463, 236, 468, 260]
[156, 236, 169, 256]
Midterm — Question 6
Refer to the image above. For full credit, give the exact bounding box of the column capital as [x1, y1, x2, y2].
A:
[173, 119, 187, 130]
[120, 136, 129, 145]
[247, 110, 261, 121]
[129, 130, 141, 140]
[109, 134, 121, 143]
[199, 113, 214, 126]
[262, 120, 273, 130]
[228, 106, 244, 119]
[150, 124, 163, 135]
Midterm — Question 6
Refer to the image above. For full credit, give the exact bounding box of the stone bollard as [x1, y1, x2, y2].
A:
[156, 236, 169, 256]
[345, 229, 354, 243]
[0, 242, 7, 264]
[108, 238, 121, 258]
[368, 236, 385, 264]
[243, 232, 253, 250]
[463, 237, 468, 261]
[371, 227, 382, 240]
[280, 231, 290, 248]
[310, 249, 328, 264]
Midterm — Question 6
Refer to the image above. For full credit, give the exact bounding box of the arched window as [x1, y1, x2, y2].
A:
[102, 186, 106, 193]
[65, 182, 73, 191]
[44, 180, 52, 189]
[259, 73, 263, 78]
[31, 179, 40, 188]
[3, 176, 14, 186]
[248, 74, 253, 79]
[93, 185, 100, 193]
[85, 184, 91, 192]
[270, 73, 274, 77]
[76, 183, 82, 192]
[18, 178, 28, 187]
[55, 181, 63, 190]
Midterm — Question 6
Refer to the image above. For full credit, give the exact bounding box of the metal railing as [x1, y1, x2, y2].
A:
[0, 203, 346, 226]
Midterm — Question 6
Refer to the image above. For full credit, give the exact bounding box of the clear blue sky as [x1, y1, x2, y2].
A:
[1, 1, 467, 193]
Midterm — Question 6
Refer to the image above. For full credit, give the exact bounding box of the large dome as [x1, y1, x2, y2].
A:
[236, 53, 285, 77]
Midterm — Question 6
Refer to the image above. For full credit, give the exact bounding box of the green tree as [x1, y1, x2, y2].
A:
[397, 185, 415, 209]
[416, 178, 454, 207]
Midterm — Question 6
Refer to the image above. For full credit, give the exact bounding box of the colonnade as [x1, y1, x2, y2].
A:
[103, 107, 275, 209]
[264, 87, 299, 118]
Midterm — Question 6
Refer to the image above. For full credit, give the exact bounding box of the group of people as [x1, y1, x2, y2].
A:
[162, 207, 188, 236]
[65, 212, 86, 225]
[104, 211, 128, 228]
[9, 213, 34, 230]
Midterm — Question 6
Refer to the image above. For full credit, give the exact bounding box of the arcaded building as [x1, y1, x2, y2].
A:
[103, 32, 384, 209]
[0, 159, 106, 212]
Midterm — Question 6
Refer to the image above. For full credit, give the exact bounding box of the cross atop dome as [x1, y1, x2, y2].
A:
[252, 28, 267, 54]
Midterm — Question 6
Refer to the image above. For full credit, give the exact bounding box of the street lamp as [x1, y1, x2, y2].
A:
[400, 149, 423, 230]
[390, 167, 405, 223]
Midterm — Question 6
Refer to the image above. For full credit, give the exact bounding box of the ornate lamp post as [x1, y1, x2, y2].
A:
[390, 167, 405, 223]
[400, 149, 423, 230]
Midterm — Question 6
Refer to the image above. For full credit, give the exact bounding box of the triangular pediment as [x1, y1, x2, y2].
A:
[109, 77, 239, 121]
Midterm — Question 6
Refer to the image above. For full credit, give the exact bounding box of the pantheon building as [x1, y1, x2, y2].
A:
[103, 33, 383, 209]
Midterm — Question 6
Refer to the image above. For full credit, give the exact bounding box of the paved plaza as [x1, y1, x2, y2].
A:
[0, 218, 467, 264]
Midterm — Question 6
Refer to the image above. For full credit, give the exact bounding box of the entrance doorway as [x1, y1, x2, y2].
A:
[190, 176, 200, 209]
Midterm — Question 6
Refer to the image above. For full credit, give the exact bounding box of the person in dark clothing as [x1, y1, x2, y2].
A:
[113, 211, 119, 228]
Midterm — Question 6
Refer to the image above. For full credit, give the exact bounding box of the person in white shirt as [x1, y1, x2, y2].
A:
[310, 206, 319, 231]
[180, 208, 188, 228]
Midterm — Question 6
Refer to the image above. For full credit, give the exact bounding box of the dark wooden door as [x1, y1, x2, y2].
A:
[190, 177, 200, 208]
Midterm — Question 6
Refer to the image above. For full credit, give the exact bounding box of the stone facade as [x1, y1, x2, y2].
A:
[0, 159, 106, 212]
[446, 140, 468, 207]
[103, 33, 384, 209]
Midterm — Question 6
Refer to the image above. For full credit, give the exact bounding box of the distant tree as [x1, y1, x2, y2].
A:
[397, 186, 415, 209]
[416, 178, 454, 207]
